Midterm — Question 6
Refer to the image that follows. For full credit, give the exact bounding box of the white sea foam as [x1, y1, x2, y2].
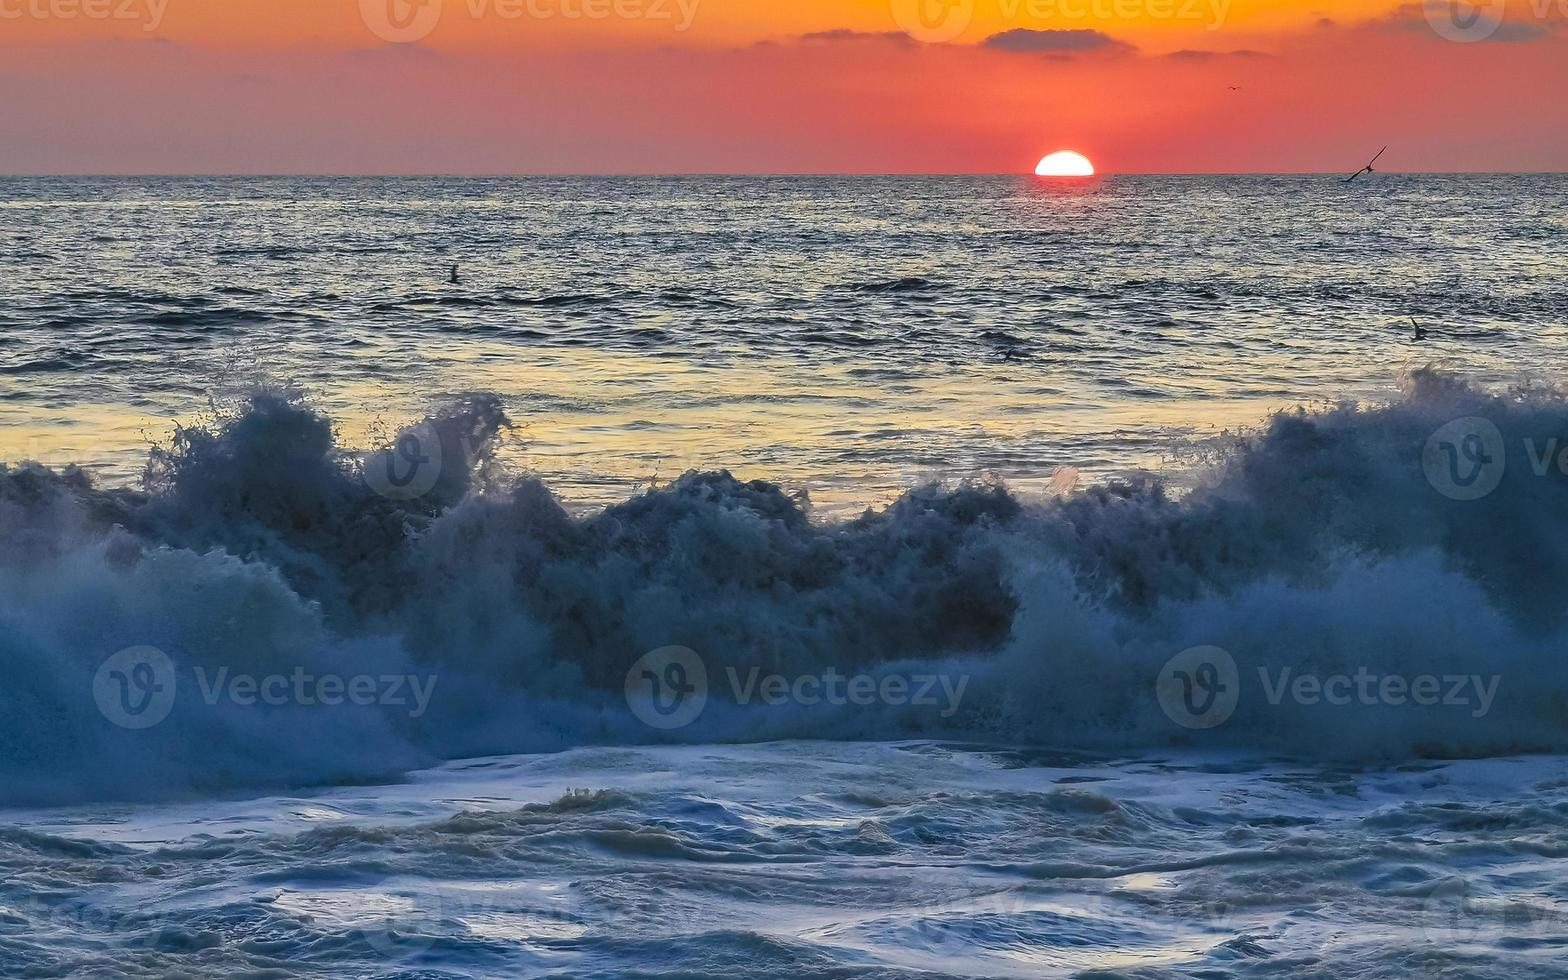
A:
[2, 370, 1567, 805]
[2, 743, 1564, 978]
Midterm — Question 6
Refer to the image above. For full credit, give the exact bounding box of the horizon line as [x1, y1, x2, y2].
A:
[2, 170, 1564, 179]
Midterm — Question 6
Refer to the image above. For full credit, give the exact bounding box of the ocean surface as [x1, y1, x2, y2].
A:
[2, 175, 1568, 978]
[3, 174, 1565, 509]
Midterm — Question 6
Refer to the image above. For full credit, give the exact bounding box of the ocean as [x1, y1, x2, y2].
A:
[2, 175, 1567, 978]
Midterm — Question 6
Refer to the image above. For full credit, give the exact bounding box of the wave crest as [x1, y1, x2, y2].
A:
[4, 369, 1567, 804]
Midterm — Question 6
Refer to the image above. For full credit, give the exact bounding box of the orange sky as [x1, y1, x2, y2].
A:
[1, 0, 1563, 172]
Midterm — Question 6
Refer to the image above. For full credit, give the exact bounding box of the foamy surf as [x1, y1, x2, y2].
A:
[2, 742, 1565, 979]
[1, 369, 1567, 808]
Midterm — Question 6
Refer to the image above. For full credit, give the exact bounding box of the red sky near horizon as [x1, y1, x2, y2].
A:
[1, 0, 1564, 173]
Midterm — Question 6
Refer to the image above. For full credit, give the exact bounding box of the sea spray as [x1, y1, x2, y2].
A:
[3, 369, 1568, 804]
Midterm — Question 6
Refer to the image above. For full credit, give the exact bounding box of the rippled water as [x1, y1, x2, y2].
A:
[3, 174, 1564, 510]
[5, 176, 1568, 978]
[5, 744, 1567, 979]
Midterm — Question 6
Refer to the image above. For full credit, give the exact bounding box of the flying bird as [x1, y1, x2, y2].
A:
[448, 264, 460, 284]
[1410, 316, 1428, 341]
[1227, 85, 1242, 91]
[1346, 146, 1387, 183]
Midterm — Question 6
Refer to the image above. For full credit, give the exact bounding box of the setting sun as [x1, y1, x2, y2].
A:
[1034, 151, 1096, 177]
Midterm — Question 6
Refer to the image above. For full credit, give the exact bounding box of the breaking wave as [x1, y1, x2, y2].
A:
[4, 369, 1568, 805]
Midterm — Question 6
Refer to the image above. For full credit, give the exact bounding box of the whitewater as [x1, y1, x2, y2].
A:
[3, 175, 1568, 977]
[1, 370, 1567, 975]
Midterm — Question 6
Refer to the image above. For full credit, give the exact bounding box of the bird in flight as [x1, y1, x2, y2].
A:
[1346, 146, 1387, 183]
[1227, 85, 1242, 91]
[1410, 316, 1428, 341]
[448, 264, 460, 285]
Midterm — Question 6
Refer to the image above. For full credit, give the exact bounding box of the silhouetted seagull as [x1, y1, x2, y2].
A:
[1227, 85, 1242, 91]
[1346, 146, 1387, 183]
[448, 264, 460, 285]
[1411, 316, 1428, 341]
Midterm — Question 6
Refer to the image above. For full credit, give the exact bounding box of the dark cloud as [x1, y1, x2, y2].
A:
[1385, 3, 1558, 43]
[798, 29, 915, 46]
[1486, 21, 1557, 42]
[1164, 48, 1270, 60]
[981, 29, 1135, 55]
